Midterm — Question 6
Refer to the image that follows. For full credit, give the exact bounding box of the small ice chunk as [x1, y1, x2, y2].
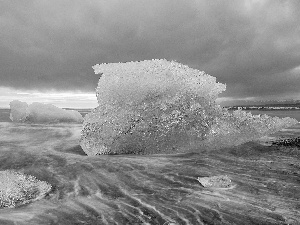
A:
[9, 100, 83, 123]
[9, 100, 28, 122]
[197, 175, 232, 188]
[0, 170, 52, 208]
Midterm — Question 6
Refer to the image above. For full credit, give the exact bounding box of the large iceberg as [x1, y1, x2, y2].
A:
[80, 59, 298, 155]
[10, 100, 83, 123]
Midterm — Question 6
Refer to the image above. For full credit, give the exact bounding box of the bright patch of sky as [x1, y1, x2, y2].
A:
[0, 87, 97, 108]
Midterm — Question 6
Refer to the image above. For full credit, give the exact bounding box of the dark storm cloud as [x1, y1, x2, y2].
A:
[0, 0, 299, 100]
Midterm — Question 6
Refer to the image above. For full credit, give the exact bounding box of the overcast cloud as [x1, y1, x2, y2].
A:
[1, 0, 300, 106]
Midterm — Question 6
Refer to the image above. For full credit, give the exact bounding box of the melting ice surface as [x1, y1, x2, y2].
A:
[80, 59, 298, 155]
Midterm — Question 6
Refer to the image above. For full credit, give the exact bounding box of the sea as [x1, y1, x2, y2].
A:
[0, 108, 299, 225]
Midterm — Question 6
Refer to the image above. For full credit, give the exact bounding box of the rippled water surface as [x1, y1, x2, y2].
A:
[0, 109, 299, 224]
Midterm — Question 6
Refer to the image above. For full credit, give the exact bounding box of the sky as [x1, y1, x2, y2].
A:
[1, 0, 300, 108]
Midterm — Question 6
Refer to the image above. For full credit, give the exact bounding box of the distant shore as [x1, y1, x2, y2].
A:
[225, 106, 300, 110]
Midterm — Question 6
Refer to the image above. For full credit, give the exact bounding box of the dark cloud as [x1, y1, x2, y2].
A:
[0, 0, 299, 101]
